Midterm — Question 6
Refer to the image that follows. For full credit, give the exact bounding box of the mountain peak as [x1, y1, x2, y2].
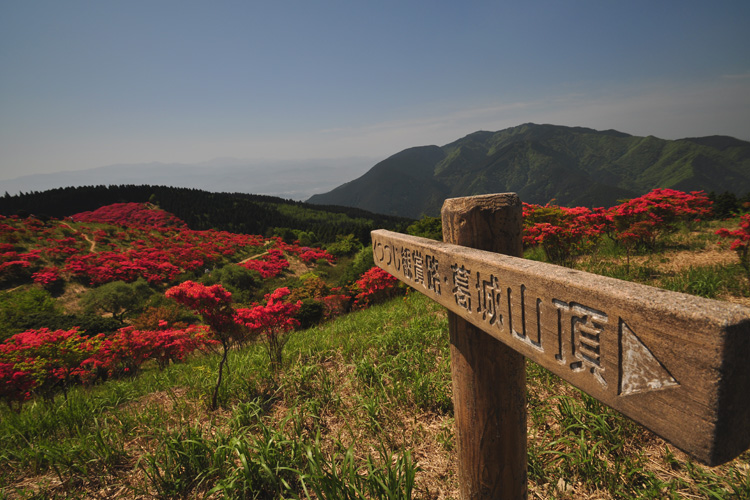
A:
[307, 124, 750, 217]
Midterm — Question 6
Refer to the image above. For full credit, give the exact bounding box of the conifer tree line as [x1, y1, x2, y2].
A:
[0, 185, 412, 243]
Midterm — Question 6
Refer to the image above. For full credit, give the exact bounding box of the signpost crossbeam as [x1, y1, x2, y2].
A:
[372, 196, 750, 471]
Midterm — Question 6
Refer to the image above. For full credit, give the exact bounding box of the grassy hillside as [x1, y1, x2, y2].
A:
[2, 215, 749, 499]
[2, 292, 748, 499]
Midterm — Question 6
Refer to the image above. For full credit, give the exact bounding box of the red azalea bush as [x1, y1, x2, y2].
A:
[166, 280, 249, 408]
[31, 266, 61, 288]
[607, 189, 712, 250]
[522, 189, 713, 264]
[0, 328, 104, 405]
[716, 214, 750, 278]
[166, 281, 238, 333]
[238, 249, 290, 278]
[297, 248, 336, 264]
[321, 292, 351, 320]
[352, 267, 399, 309]
[92, 324, 215, 375]
[276, 240, 336, 265]
[523, 203, 607, 264]
[235, 287, 301, 372]
[0, 361, 36, 411]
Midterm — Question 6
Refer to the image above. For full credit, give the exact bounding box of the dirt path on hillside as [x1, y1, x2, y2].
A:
[61, 222, 96, 252]
[236, 251, 315, 278]
[238, 251, 268, 264]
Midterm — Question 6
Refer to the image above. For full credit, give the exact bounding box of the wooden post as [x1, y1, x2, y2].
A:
[373, 193, 750, 468]
[441, 193, 527, 500]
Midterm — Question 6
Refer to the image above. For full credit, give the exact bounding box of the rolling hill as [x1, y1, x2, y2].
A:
[0, 185, 412, 243]
[307, 123, 750, 218]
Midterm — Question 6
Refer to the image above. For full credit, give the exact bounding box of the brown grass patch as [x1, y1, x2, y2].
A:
[632, 247, 738, 273]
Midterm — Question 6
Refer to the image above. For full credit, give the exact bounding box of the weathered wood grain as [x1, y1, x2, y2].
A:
[442, 193, 527, 500]
[371, 227, 750, 466]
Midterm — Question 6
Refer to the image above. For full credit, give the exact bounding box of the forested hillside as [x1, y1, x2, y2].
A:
[0, 185, 412, 243]
[307, 123, 750, 218]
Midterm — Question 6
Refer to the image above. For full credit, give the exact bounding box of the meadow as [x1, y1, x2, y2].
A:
[1, 191, 750, 498]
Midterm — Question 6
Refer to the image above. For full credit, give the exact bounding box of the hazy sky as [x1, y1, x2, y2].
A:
[1, 0, 749, 180]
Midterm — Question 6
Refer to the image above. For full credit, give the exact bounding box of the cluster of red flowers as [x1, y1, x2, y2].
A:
[0, 236, 42, 282]
[90, 324, 216, 375]
[165, 280, 239, 334]
[523, 205, 608, 264]
[71, 202, 189, 229]
[716, 214, 750, 275]
[31, 266, 61, 287]
[0, 328, 103, 408]
[275, 239, 336, 264]
[66, 250, 183, 284]
[238, 249, 290, 278]
[0, 324, 216, 410]
[235, 287, 302, 370]
[235, 287, 302, 334]
[523, 189, 713, 264]
[352, 267, 400, 309]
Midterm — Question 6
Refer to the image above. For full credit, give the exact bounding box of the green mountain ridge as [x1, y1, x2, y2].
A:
[306, 123, 750, 217]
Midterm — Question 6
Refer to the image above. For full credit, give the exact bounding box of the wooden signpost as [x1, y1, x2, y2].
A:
[372, 193, 750, 500]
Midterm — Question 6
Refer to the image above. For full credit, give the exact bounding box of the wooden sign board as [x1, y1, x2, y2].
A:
[372, 229, 750, 466]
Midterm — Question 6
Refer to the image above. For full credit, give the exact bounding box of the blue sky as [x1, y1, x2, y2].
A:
[1, 0, 749, 180]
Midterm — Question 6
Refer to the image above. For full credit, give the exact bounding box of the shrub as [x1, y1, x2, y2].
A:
[296, 298, 325, 329]
[406, 216, 443, 241]
[166, 281, 250, 409]
[352, 267, 399, 309]
[235, 287, 302, 374]
[338, 246, 374, 286]
[716, 214, 750, 280]
[326, 234, 362, 257]
[80, 278, 154, 323]
[0, 288, 60, 341]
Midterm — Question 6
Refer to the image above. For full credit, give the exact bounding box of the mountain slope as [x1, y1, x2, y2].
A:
[307, 123, 750, 217]
[307, 146, 449, 217]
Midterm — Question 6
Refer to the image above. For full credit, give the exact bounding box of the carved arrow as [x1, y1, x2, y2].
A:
[372, 229, 750, 466]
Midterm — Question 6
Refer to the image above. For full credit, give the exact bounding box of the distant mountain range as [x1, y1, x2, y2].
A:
[306, 123, 750, 218]
[0, 157, 375, 201]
